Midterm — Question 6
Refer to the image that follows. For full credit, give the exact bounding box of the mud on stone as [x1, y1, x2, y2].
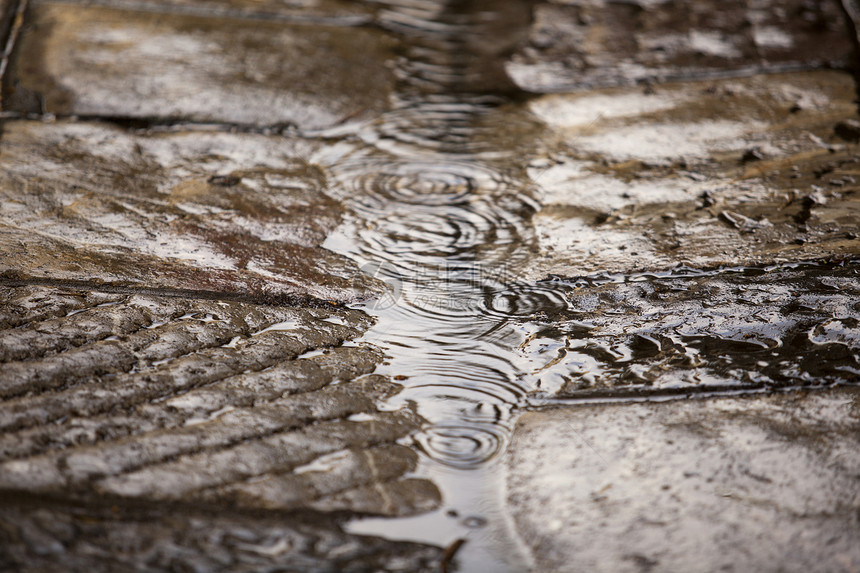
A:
[521, 261, 860, 398]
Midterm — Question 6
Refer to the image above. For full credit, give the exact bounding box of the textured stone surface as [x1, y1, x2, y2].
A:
[1, 0, 859, 571]
[509, 0, 855, 92]
[9, 1, 396, 128]
[506, 388, 860, 573]
[524, 70, 860, 279]
[0, 120, 382, 303]
[518, 262, 860, 398]
[0, 285, 440, 518]
[0, 499, 444, 572]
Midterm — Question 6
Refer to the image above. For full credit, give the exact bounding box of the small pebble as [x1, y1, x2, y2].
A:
[834, 119, 860, 143]
[741, 147, 765, 163]
[208, 174, 242, 186]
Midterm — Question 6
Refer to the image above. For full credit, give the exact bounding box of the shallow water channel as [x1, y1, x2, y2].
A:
[311, 0, 564, 567]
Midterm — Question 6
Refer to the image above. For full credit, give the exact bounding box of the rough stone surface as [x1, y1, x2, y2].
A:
[524, 70, 860, 279]
[1, 0, 859, 570]
[0, 286, 440, 518]
[0, 499, 444, 572]
[9, 1, 396, 128]
[0, 120, 382, 303]
[509, 0, 855, 92]
[506, 388, 860, 573]
[519, 262, 860, 398]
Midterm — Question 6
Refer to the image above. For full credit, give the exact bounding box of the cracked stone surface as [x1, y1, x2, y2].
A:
[506, 388, 860, 573]
[0, 120, 382, 303]
[9, 1, 397, 128]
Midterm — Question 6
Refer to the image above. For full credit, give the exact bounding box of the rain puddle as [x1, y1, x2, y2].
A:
[312, 0, 860, 569]
[311, 1, 554, 567]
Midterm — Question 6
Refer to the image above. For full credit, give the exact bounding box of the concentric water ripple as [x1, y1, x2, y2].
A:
[322, 152, 558, 468]
[413, 424, 506, 470]
[366, 99, 517, 157]
[330, 158, 538, 278]
[481, 283, 570, 319]
[333, 158, 516, 206]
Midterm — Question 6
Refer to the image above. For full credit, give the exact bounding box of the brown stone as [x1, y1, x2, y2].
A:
[8, 1, 396, 128]
[0, 120, 383, 303]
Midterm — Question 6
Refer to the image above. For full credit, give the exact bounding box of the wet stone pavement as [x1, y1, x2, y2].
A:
[1, 0, 860, 571]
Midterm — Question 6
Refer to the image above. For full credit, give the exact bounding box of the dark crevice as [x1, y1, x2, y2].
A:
[529, 381, 853, 409]
[0, 112, 301, 134]
[0, 0, 28, 120]
[538, 256, 860, 289]
[836, 0, 860, 113]
[0, 486, 355, 526]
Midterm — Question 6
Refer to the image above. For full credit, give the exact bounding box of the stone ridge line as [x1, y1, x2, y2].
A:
[0, 276, 350, 308]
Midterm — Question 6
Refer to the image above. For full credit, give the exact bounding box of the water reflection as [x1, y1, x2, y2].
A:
[362, 0, 539, 156]
[323, 0, 548, 470]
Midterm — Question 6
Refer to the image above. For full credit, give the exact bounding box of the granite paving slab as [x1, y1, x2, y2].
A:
[509, 0, 856, 92]
[0, 284, 441, 519]
[524, 70, 860, 280]
[506, 388, 860, 573]
[518, 261, 860, 398]
[0, 498, 444, 572]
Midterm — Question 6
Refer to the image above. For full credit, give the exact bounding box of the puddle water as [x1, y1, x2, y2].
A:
[314, 0, 554, 567]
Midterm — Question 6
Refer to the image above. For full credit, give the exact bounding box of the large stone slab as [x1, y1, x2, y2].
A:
[509, 0, 855, 92]
[0, 498, 444, 572]
[506, 389, 860, 573]
[7, 1, 396, 128]
[524, 70, 860, 279]
[0, 120, 381, 303]
[0, 284, 440, 518]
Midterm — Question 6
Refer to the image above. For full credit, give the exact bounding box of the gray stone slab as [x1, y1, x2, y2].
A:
[10, 1, 396, 128]
[506, 389, 860, 573]
[523, 70, 860, 280]
[0, 120, 381, 303]
[509, 0, 855, 92]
